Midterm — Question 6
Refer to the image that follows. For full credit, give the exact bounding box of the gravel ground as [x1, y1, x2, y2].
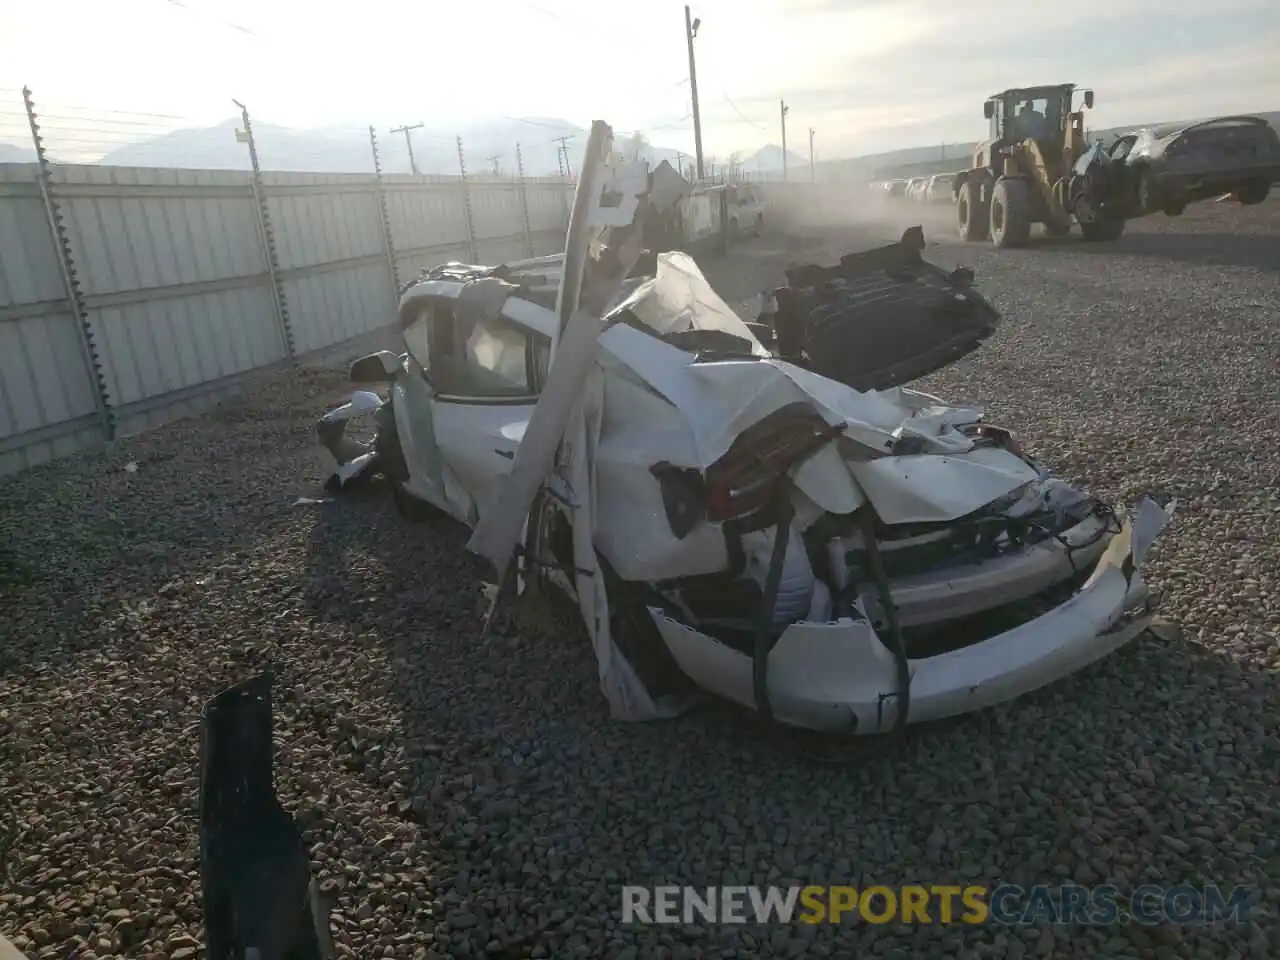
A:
[2, 197, 1279, 959]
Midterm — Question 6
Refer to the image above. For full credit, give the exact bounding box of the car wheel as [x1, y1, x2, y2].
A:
[1237, 179, 1271, 206]
[376, 405, 443, 522]
[1162, 202, 1186, 217]
[1136, 168, 1159, 215]
[391, 482, 440, 522]
[990, 177, 1032, 248]
[1075, 191, 1126, 241]
[753, 214, 763, 236]
[600, 560, 692, 701]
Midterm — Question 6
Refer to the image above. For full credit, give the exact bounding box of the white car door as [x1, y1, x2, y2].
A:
[429, 307, 551, 526]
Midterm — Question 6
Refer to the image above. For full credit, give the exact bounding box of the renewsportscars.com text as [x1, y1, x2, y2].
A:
[621, 884, 1251, 926]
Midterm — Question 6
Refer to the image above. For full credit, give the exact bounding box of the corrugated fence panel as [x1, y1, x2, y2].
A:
[525, 181, 570, 236]
[265, 173, 397, 356]
[0, 166, 579, 476]
[469, 182, 522, 243]
[52, 165, 284, 436]
[0, 164, 104, 473]
[472, 184, 529, 263]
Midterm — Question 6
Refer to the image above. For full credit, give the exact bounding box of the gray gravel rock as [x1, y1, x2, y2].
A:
[2, 200, 1279, 958]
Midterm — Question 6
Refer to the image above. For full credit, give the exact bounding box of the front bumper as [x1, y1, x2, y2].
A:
[649, 498, 1173, 734]
[317, 391, 383, 489]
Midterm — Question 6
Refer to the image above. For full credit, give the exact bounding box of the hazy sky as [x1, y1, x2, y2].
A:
[2, 0, 1278, 160]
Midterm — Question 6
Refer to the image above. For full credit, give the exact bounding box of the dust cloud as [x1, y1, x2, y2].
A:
[762, 181, 959, 249]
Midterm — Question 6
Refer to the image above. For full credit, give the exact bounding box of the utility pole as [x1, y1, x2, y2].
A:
[780, 100, 789, 181]
[553, 135, 574, 179]
[390, 122, 424, 175]
[487, 154, 502, 177]
[684, 6, 705, 183]
[809, 127, 815, 182]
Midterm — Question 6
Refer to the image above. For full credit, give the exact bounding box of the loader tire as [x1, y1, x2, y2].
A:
[1237, 179, 1270, 205]
[990, 178, 1032, 248]
[957, 178, 989, 242]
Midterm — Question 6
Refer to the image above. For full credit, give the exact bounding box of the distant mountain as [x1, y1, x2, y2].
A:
[0, 143, 37, 163]
[741, 144, 806, 173]
[75, 115, 690, 177]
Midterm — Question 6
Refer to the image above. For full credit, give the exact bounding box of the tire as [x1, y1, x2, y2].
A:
[392, 482, 440, 522]
[376, 400, 442, 522]
[990, 178, 1032, 248]
[753, 214, 763, 236]
[1237, 179, 1271, 206]
[1074, 190, 1126, 242]
[1136, 168, 1159, 215]
[957, 177, 989, 242]
[1162, 202, 1186, 217]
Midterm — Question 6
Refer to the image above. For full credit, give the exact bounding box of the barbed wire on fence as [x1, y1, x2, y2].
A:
[1, 85, 815, 185]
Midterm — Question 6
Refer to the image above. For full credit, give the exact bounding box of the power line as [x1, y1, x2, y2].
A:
[163, 0, 262, 38]
[720, 90, 767, 132]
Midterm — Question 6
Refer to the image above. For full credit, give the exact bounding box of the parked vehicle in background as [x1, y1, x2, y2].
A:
[1072, 115, 1280, 218]
[905, 177, 928, 201]
[725, 182, 765, 236]
[886, 179, 909, 198]
[925, 173, 957, 204]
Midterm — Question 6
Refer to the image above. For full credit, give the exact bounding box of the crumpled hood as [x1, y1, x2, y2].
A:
[599, 322, 1032, 525]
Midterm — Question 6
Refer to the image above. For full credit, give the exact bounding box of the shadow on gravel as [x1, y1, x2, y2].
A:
[295, 485, 1278, 957]
[1055, 230, 1280, 273]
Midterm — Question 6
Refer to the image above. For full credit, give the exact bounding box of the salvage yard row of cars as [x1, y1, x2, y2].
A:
[875, 172, 957, 204]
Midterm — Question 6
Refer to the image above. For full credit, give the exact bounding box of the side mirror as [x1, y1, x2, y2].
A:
[983, 101, 994, 120]
[349, 350, 401, 384]
[1084, 90, 1095, 109]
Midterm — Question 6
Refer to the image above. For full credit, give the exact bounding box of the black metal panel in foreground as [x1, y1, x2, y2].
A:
[199, 673, 335, 960]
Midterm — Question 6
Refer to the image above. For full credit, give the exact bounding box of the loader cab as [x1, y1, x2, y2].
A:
[979, 84, 1094, 177]
[986, 85, 1078, 146]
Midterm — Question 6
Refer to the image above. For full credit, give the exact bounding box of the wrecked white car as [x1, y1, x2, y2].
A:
[318, 122, 1174, 736]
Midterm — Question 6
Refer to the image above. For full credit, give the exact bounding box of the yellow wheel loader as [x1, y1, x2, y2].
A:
[952, 84, 1126, 248]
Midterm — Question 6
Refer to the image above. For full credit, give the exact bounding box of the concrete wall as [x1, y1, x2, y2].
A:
[0, 162, 573, 475]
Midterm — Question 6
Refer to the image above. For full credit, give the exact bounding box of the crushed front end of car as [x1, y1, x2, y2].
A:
[473, 196, 1176, 735]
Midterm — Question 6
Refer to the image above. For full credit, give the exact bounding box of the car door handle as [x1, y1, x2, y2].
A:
[494, 448, 515, 460]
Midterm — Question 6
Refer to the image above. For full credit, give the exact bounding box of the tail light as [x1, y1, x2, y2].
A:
[704, 402, 847, 523]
